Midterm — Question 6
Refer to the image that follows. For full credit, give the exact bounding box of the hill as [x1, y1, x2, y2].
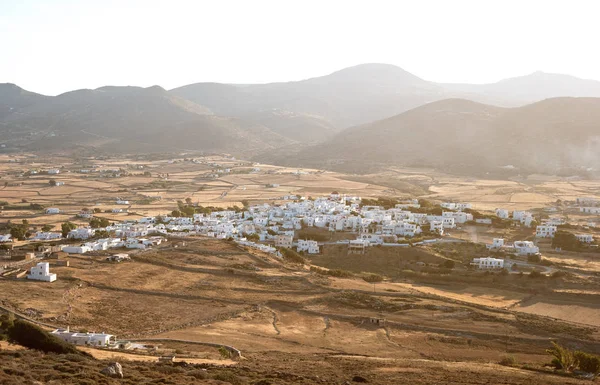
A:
[170, 63, 449, 130]
[0, 85, 292, 155]
[270, 97, 600, 175]
[443, 71, 600, 105]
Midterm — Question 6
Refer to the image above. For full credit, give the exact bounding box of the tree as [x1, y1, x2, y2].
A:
[93, 208, 102, 213]
[241, 199, 250, 208]
[89, 217, 110, 228]
[61, 222, 77, 237]
[552, 231, 581, 251]
[48, 179, 57, 186]
[41, 224, 54, 232]
[185, 197, 193, 205]
[245, 233, 260, 242]
[171, 210, 182, 218]
[443, 260, 456, 269]
[9, 225, 27, 241]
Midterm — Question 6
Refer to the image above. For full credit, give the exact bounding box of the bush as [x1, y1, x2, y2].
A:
[499, 355, 518, 367]
[279, 248, 306, 264]
[546, 341, 578, 372]
[443, 260, 455, 269]
[212, 371, 242, 385]
[7, 320, 87, 356]
[529, 270, 544, 279]
[575, 351, 600, 374]
[527, 254, 542, 263]
[363, 273, 384, 283]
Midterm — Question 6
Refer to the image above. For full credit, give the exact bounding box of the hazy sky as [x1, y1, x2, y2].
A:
[1, 0, 599, 95]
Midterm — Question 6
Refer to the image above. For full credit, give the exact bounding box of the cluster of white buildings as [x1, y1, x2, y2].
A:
[486, 238, 540, 256]
[51, 328, 116, 347]
[495, 208, 535, 227]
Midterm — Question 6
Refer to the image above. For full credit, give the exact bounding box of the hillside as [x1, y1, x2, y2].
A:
[0, 85, 292, 155]
[170, 63, 449, 130]
[271, 97, 600, 175]
[443, 71, 600, 104]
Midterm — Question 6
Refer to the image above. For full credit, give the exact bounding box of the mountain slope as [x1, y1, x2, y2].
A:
[0, 83, 49, 120]
[443, 72, 600, 105]
[273, 97, 600, 175]
[170, 63, 447, 130]
[0, 85, 292, 155]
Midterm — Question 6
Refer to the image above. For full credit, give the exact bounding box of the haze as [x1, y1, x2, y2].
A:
[2, 0, 600, 95]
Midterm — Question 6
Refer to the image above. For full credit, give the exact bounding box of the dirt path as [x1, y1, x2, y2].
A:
[79, 346, 237, 365]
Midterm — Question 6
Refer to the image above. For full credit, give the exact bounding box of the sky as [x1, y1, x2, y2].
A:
[1, 0, 599, 95]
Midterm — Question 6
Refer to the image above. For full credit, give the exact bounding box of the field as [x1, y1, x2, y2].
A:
[2, 154, 600, 383]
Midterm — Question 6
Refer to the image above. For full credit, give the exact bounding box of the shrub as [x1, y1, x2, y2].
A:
[575, 351, 600, 374]
[529, 270, 544, 279]
[7, 320, 87, 356]
[363, 273, 384, 283]
[499, 355, 518, 367]
[443, 260, 456, 269]
[279, 248, 305, 264]
[546, 341, 578, 372]
[218, 346, 231, 359]
[527, 254, 542, 263]
[212, 371, 242, 385]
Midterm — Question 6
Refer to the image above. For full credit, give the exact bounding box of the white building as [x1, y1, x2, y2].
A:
[68, 228, 95, 240]
[495, 208, 510, 219]
[45, 208, 60, 214]
[513, 241, 539, 256]
[116, 199, 130, 205]
[47, 169, 60, 174]
[33, 232, 62, 240]
[471, 257, 504, 269]
[62, 245, 92, 254]
[536, 225, 557, 238]
[576, 234, 594, 243]
[580, 207, 600, 214]
[297, 239, 319, 254]
[51, 328, 115, 346]
[487, 238, 505, 249]
[430, 221, 444, 235]
[27, 262, 57, 282]
[0, 234, 12, 242]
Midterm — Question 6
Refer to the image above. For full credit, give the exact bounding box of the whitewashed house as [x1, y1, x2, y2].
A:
[116, 199, 130, 205]
[513, 241, 539, 256]
[27, 262, 57, 282]
[576, 234, 594, 243]
[51, 328, 115, 346]
[67, 228, 95, 240]
[33, 232, 62, 240]
[45, 208, 60, 214]
[487, 238, 504, 249]
[536, 225, 557, 238]
[495, 208, 510, 219]
[62, 245, 92, 254]
[580, 207, 600, 214]
[47, 169, 60, 174]
[297, 239, 319, 254]
[430, 221, 444, 235]
[0, 234, 12, 242]
[471, 257, 504, 269]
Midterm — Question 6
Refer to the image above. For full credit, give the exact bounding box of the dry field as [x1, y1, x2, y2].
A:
[2, 238, 600, 382]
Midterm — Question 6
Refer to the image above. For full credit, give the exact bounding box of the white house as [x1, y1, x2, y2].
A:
[471, 257, 504, 269]
[45, 208, 60, 214]
[495, 208, 510, 219]
[430, 221, 444, 235]
[513, 241, 539, 256]
[536, 225, 557, 238]
[297, 239, 319, 254]
[116, 199, 130, 205]
[62, 245, 92, 254]
[33, 232, 62, 240]
[476, 218, 492, 224]
[580, 207, 600, 214]
[576, 234, 594, 243]
[27, 262, 57, 282]
[68, 228, 95, 240]
[274, 235, 293, 248]
[0, 234, 12, 243]
[51, 328, 115, 346]
[487, 238, 504, 249]
[47, 169, 60, 174]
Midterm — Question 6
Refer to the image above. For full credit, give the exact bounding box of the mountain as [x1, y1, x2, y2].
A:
[0, 85, 292, 155]
[443, 71, 600, 105]
[270, 97, 600, 175]
[0, 83, 49, 120]
[170, 63, 448, 130]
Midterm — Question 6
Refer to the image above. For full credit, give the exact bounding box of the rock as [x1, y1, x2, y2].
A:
[352, 375, 368, 383]
[100, 362, 123, 379]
